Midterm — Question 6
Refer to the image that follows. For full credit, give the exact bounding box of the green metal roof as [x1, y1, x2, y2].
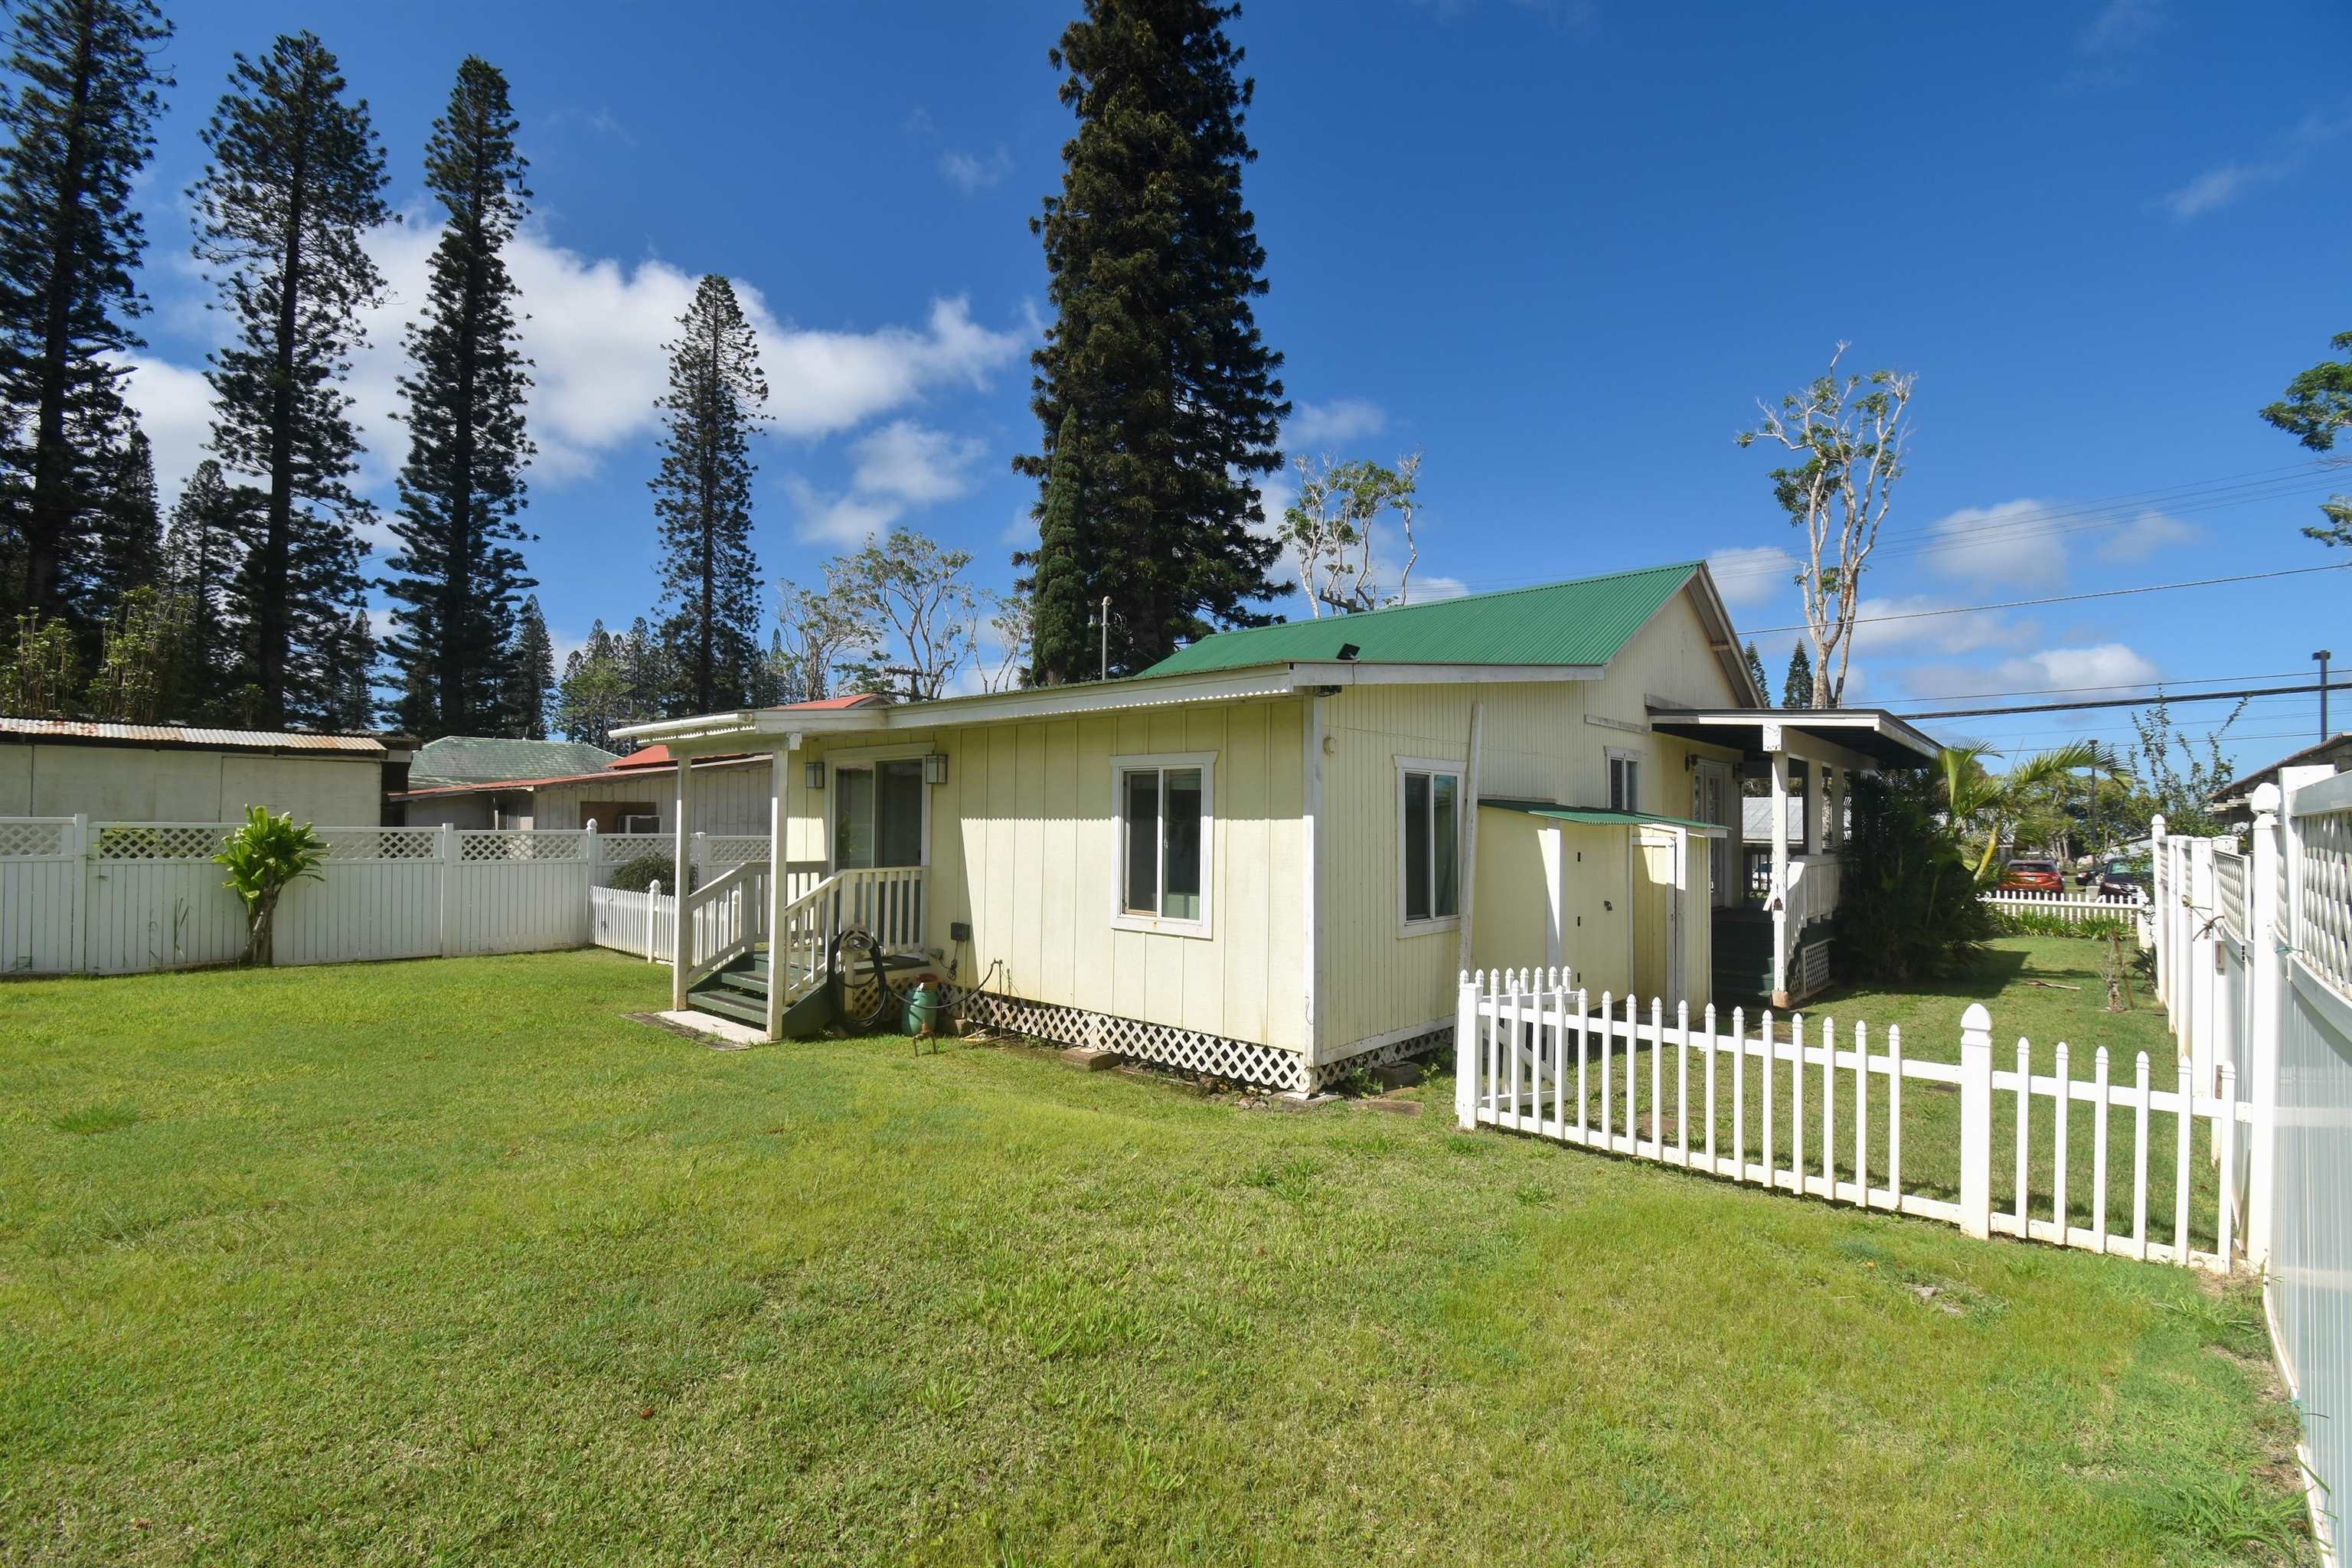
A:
[1138, 561, 1704, 677]
[409, 735, 619, 787]
[1481, 798, 1727, 835]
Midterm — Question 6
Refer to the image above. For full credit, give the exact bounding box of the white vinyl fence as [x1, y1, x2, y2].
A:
[1453, 977, 2249, 1271]
[0, 817, 769, 975]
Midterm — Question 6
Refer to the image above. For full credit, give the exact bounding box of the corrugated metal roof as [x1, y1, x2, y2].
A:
[0, 717, 386, 753]
[1138, 562, 1702, 678]
[409, 735, 618, 786]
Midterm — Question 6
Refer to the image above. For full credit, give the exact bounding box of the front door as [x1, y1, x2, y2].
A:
[831, 758, 926, 946]
[1694, 760, 1735, 907]
[832, 759, 925, 869]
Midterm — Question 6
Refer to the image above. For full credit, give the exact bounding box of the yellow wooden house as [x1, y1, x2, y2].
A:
[616, 561, 1938, 1093]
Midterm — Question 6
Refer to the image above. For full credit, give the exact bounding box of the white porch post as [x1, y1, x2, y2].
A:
[2149, 813, 2168, 1003]
[1825, 766, 1844, 851]
[765, 742, 789, 1039]
[1802, 753, 1823, 859]
[671, 753, 691, 1011]
[1766, 724, 1788, 1009]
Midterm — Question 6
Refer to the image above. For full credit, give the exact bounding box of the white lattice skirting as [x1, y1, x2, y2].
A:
[948, 989, 1454, 1093]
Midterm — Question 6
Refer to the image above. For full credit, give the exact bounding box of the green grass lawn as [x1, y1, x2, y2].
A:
[1583, 936, 2220, 1253]
[0, 944, 2311, 1565]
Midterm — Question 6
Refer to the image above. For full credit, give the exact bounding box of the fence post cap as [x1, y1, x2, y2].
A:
[2250, 781, 2282, 815]
[1960, 1002, 1992, 1034]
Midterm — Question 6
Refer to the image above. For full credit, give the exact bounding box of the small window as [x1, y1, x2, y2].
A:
[1115, 758, 1209, 926]
[1400, 761, 1462, 926]
[1609, 752, 1641, 813]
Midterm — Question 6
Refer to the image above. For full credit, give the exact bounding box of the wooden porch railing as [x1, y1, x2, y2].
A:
[674, 861, 768, 1004]
[769, 866, 929, 1008]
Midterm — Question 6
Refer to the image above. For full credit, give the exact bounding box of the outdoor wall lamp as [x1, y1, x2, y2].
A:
[924, 752, 950, 785]
[804, 760, 825, 790]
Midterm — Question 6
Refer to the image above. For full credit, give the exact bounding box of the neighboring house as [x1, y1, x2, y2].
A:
[619, 563, 1939, 1092]
[393, 702, 889, 832]
[2212, 732, 2350, 827]
[0, 718, 411, 824]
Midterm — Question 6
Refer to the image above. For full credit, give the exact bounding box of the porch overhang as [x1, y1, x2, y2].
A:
[1644, 705, 1939, 769]
[1481, 798, 1730, 838]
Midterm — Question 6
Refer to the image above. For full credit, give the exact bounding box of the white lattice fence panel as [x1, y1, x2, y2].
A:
[459, 829, 586, 862]
[952, 988, 1307, 1090]
[2216, 850, 2248, 942]
[315, 827, 439, 861]
[93, 822, 231, 861]
[2297, 794, 2352, 998]
[0, 818, 70, 858]
[700, 835, 770, 869]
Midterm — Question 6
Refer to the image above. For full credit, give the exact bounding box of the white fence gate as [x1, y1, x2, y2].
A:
[0, 817, 770, 976]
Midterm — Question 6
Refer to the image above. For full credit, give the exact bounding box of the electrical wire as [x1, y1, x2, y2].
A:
[1737, 562, 2352, 637]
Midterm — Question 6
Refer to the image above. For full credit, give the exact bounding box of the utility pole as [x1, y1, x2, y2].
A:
[2317, 649, 2334, 740]
[1087, 596, 1111, 682]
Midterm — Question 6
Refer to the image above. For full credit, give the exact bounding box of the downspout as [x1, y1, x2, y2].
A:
[1455, 701, 1486, 982]
[1302, 694, 1326, 1075]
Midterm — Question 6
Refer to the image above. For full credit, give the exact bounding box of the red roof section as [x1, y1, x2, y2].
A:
[771, 694, 888, 710]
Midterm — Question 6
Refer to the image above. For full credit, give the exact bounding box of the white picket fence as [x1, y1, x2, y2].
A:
[0, 816, 769, 975]
[590, 883, 675, 962]
[1979, 887, 2150, 930]
[1453, 976, 2249, 1270]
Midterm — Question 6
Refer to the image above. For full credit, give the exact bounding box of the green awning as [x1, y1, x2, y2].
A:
[1479, 798, 1730, 838]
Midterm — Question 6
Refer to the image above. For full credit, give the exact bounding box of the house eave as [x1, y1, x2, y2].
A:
[620, 659, 1617, 751]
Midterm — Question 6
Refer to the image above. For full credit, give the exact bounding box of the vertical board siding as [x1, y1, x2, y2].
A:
[796, 699, 1308, 1053]
[1317, 590, 1745, 1059]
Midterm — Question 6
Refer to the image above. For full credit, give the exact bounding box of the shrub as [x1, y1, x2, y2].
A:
[212, 806, 328, 966]
[1984, 906, 2138, 941]
[1834, 769, 1993, 983]
[608, 852, 691, 893]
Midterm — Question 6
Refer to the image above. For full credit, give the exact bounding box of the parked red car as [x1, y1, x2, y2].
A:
[1999, 858, 2065, 893]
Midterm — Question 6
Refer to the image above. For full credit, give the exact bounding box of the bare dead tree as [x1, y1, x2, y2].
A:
[1736, 345, 1916, 707]
[1282, 450, 1424, 616]
[774, 574, 875, 703]
[835, 527, 978, 700]
[981, 590, 1032, 692]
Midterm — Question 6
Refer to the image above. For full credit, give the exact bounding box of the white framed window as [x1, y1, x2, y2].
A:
[1396, 756, 1464, 932]
[1608, 748, 1642, 813]
[1110, 752, 1214, 936]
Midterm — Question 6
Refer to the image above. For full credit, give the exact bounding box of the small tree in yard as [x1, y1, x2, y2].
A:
[1938, 740, 2121, 883]
[214, 806, 327, 966]
[1738, 344, 1916, 707]
[1834, 768, 1992, 982]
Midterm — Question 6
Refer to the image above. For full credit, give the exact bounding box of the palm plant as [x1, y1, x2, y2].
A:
[1938, 741, 2122, 884]
[214, 807, 329, 965]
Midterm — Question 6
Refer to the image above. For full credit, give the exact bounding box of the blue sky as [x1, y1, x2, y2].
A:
[118, 0, 2350, 768]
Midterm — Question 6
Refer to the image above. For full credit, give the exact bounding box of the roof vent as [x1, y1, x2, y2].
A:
[1336, 642, 1360, 662]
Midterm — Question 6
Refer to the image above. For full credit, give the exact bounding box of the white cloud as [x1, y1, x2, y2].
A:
[848, 420, 985, 504]
[115, 356, 214, 508]
[2157, 108, 2352, 220]
[2094, 507, 2198, 563]
[124, 217, 1028, 505]
[1411, 574, 1471, 601]
[939, 147, 1013, 193]
[2159, 161, 2288, 220]
[786, 420, 990, 546]
[1925, 498, 2069, 586]
[1846, 593, 2036, 659]
[783, 477, 906, 548]
[1705, 544, 1798, 607]
[2079, 0, 2163, 56]
[1286, 397, 1387, 449]
[1000, 505, 1037, 548]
